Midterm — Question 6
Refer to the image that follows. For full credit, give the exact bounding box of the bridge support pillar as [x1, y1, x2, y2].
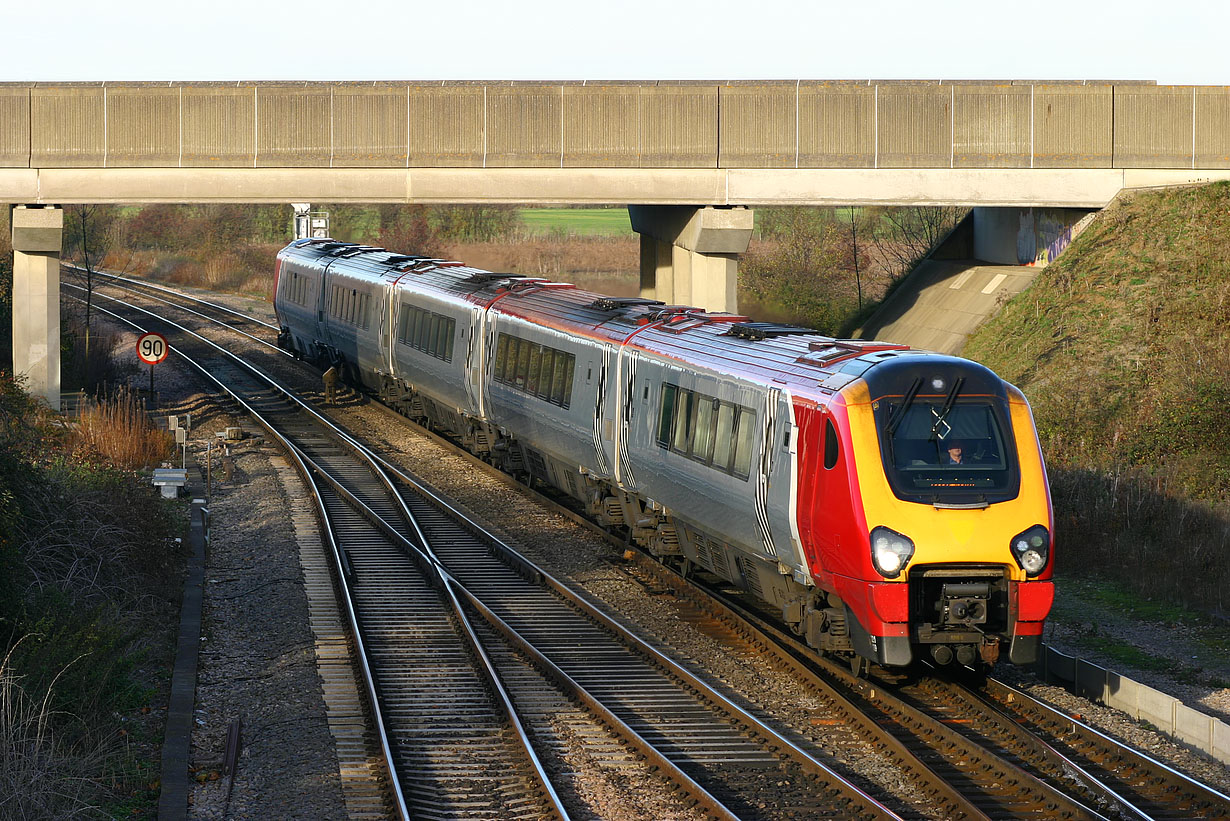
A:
[629, 205, 753, 313]
[10, 205, 63, 409]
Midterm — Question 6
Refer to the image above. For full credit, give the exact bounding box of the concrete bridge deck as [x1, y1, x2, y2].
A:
[3, 81, 1230, 206]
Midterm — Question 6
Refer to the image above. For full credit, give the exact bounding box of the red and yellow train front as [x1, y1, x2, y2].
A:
[797, 356, 1054, 668]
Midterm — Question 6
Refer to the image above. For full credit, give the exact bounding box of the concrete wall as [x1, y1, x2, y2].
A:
[4, 81, 1230, 172]
[4, 81, 1230, 205]
[1038, 644, 1230, 765]
[973, 207, 1098, 266]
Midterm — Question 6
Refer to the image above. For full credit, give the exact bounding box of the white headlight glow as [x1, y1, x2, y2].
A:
[869, 526, 915, 579]
[1021, 549, 1045, 574]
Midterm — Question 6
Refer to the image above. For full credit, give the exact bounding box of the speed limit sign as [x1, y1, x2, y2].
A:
[136, 332, 169, 365]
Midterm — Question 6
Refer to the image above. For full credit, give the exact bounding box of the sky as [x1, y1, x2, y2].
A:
[1, 0, 1225, 85]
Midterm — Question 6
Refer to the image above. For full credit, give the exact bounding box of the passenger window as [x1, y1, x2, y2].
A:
[526, 345, 543, 395]
[823, 419, 840, 470]
[733, 409, 756, 479]
[561, 360, 574, 408]
[691, 398, 718, 463]
[515, 342, 531, 387]
[658, 385, 677, 446]
[494, 334, 510, 379]
[552, 355, 570, 405]
[712, 403, 735, 470]
[672, 390, 694, 454]
[537, 348, 555, 399]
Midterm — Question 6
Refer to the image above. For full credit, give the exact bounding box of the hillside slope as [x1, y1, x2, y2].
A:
[964, 183, 1230, 612]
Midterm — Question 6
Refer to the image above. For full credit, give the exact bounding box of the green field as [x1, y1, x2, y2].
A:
[518, 208, 633, 237]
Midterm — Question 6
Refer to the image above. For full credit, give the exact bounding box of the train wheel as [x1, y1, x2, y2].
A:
[850, 654, 870, 678]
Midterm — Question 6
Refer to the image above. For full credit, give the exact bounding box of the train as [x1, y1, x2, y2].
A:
[272, 237, 1055, 671]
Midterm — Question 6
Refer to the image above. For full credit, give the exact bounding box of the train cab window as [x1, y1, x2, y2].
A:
[823, 419, 840, 469]
[875, 397, 1019, 503]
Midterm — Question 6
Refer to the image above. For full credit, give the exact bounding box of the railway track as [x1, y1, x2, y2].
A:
[615, 556, 1230, 821]
[73, 274, 1230, 819]
[74, 282, 903, 818]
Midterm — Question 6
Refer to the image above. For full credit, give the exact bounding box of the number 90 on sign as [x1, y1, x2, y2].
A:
[136, 332, 169, 365]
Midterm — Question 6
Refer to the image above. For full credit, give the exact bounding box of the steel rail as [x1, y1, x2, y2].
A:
[982, 676, 1230, 820]
[71, 295, 409, 820]
[71, 291, 568, 820]
[81, 281, 903, 818]
[67, 268, 288, 356]
[64, 263, 280, 330]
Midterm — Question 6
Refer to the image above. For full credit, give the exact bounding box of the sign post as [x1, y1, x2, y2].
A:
[136, 332, 169, 407]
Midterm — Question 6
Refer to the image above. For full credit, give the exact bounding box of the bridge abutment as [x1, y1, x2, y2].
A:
[10, 205, 62, 409]
[629, 205, 753, 313]
[973, 206, 1098, 267]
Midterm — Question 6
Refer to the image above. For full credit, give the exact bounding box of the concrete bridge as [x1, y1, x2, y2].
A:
[8, 80, 1230, 405]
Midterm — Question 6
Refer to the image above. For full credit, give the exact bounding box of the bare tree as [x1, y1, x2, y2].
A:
[62, 206, 132, 364]
[847, 208, 864, 310]
[869, 206, 969, 281]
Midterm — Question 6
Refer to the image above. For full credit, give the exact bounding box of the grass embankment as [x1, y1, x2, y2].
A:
[0, 381, 181, 818]
[964, 183, 1230, 617]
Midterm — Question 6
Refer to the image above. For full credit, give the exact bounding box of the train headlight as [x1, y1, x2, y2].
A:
[1010, 525, 1050, 577]
[870, 526, 915, 579]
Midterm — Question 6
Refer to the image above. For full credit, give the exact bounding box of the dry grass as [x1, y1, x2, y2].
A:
[0, 642, 111, 820]
[72, 390, 174, 472]
[439, 236, 638, 278]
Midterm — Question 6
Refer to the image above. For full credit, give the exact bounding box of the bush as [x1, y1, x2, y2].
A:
[72, 389, 174, 471]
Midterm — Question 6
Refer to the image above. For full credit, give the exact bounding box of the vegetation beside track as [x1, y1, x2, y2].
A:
[965, 182, 1230, 617]
[0, 377, 181, 819]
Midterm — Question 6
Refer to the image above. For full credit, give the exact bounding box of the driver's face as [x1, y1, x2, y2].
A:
[947, 446, 962, 460]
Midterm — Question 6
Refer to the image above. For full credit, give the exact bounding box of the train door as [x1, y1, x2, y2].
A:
[614, 346, 641, 492]
[757, 389, 808, 577]
[316, 262, 332, 351]
[588, 346, 617, 480]
[463, 305, 486, 418]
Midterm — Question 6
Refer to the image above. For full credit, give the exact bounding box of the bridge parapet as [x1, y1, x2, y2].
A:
[3, 80, 1229, 173]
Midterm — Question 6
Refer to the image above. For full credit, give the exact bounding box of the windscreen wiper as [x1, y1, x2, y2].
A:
[886, 377, 923, 437]
[930, 376, 965, 439]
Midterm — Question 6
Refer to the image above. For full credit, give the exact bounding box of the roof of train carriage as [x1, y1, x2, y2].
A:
[475, 267, 931, 394]
[284, 240, 935, 391]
